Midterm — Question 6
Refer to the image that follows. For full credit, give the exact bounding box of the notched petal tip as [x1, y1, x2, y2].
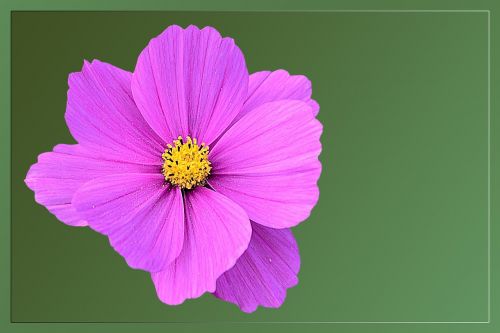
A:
[309, 99, 320, 116]
[24, 164, 37, 191]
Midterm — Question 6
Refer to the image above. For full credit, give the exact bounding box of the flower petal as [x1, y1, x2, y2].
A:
[214, 222, 300, 313]
[65, 59, 165, 164]
[25, 144, 156, 227]
[132, 25, 248, 144]
[73, 173, 184, 272]
[209, 100, 322, 228]
[234, 70, 319, 124]
[151, 187, 251, 305]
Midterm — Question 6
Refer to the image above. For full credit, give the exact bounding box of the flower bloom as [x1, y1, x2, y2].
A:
[25, 25, 322, 312]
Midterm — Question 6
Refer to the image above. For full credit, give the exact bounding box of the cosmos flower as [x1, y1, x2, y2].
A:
[25, 25, 322, 312]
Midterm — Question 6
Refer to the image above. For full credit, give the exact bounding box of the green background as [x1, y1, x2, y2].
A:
[3, 2, 498, 333]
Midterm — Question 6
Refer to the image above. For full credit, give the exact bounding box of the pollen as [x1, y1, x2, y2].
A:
[162, 136, 211, 190]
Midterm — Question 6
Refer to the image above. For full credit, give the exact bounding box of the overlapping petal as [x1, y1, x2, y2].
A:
[214, 222, 300, 313]
[151, 187, 251, 305]
[65, 60, 165, 164]
[73, 174, 184, 272]
[132, 25, 248, 145]
[25, 144, 157, 227]
[210, 100, 322, 228]
[236, 70, 319, 124]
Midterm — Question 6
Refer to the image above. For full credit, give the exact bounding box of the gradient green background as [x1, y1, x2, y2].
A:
[7, 6, 493, 332]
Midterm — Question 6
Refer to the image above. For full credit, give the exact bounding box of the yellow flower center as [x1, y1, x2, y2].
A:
[162, 136, 211, 190]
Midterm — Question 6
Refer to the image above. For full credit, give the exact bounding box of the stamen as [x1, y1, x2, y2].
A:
[161, 136, 211, 190]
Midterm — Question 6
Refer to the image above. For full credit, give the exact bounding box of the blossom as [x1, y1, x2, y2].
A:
[25, 25, 322, 312]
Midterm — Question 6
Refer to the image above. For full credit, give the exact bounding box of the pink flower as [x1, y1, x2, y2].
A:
[25, 25, 322, 312]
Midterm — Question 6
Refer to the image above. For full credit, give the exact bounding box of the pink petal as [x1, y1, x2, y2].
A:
[65, 60, 165, 164]
[234, 70, 319, 124]
[24, 144, 156, 227]
[132, 25, 248, 144]
[72, 174, 184, 272]
[209, 100, 322, 228]
[214, 222, 300, 313]
[151, 187, 251, 305]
